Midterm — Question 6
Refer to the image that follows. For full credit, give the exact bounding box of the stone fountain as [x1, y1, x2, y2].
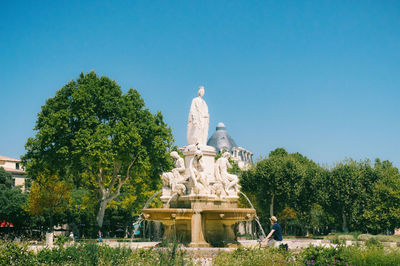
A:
[142, 86, 255, 247]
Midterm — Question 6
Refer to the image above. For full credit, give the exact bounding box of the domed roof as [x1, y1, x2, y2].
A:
[207, 122, 238, 152]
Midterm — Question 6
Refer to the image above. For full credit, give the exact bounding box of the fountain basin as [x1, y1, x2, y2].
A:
[142, 207, 256, 247]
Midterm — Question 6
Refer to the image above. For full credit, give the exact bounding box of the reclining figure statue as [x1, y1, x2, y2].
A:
[215, 152, 241, 196]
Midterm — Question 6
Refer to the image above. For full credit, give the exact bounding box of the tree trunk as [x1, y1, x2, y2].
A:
[269, 194, 275, 217]
[342, 212, 348, 233]
[46, 213, 54, 246]
[97, 200, 108, 228]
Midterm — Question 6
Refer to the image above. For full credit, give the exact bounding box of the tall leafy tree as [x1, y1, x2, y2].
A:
[240, 148, 322, 226]
[325, 160, 365, 232]
[361, 160, 400, 233]
[23, 72, 174, 228]
[0, 167, 29, 228]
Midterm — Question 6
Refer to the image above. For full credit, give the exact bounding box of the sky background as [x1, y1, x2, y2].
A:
[1, 0, 399, 167]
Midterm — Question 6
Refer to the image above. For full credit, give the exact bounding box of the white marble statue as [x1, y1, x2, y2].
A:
[189, 149, 210, 194]
[215, 152, 241, 196]
[162, 151, 186, 196]
[187, 86, 209, 145]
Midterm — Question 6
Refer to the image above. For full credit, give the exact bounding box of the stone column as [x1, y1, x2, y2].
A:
[223, 221, 237, 244]
[162, 221, 176, 240]
[189, 200, 210, 247]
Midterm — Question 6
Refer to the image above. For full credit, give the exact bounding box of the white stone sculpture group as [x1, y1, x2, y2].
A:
[161, 86, 241, 200]
[162, 149, 240, 199]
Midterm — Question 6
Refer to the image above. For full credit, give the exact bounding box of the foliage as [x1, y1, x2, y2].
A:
[365, 236, 383, 248]
[357, 233, 400, 243]
[55, 235, 70, 247]
[241, 148, 400, 235]
[361, 160, 400, 233]
[240, 148, 324, 230]
[2, 240, 400, 265]
[23, 71, 174, 228]
[299, 245, 346, 265]
[0, 241, 37, 265]
[0, 183, 29, 228]
[214, 247, 293, 266]
[26, 171, 72, 230]
[0, 167, 13, 188]
[341, 245, 400, 266]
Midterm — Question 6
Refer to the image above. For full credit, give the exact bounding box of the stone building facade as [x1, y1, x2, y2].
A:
[0, 155, 26, 192]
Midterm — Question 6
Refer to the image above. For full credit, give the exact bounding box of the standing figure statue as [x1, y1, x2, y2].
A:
[215, 152, 241, 196]
[187, 86, 209, 145]
[161, 151, 186, 196]
[189, 149, 210, 194]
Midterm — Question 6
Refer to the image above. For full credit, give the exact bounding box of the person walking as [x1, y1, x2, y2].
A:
[263, 216, 282, 247]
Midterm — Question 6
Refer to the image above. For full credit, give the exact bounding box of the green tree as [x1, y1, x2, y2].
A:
[0, 168, 29, 228]
[361, 160, 400, 233]
[240, 148, 322, 228]
[23, 72, 174, 228]
[325, 160, 366, 232]
[26, 171, 72, 232]
[0, 167, 13, 188]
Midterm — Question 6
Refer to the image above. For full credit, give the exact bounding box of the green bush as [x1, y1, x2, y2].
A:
[55, 235, 69, 247]
[214, 247, 293, 266]
[357, 234, 400, 243]
[299, 245, 346, 265]
[365, 237, 382, 248]
[342, 246, 400, 266]
[2, 240, 400, 265]
[324, 233, 356, 244]
[0, 241, 37, 265]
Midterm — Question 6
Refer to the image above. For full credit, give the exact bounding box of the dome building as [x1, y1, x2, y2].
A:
[207, 122, 253, 169]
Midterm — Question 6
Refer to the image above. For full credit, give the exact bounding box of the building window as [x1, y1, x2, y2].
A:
[16, 163, 20, 170]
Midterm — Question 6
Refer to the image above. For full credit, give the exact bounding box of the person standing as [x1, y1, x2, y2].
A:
[263, 216, 282, 247]
[98, 230, 102, 243]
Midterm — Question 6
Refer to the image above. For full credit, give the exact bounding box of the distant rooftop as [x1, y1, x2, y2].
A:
[207, 122, 238, 153]
[0, 155, 20, 162]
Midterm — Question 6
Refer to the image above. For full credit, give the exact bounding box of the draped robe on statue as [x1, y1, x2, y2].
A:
[187, 96, 209, 145]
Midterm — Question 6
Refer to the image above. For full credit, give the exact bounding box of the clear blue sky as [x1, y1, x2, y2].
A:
[1, 0, 399, 167]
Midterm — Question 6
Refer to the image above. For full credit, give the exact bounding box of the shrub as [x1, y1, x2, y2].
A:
[365, 237, 382, 248]
[214, 247, 294, 266]
[342, 246, 400, 266]
[298, 245, 346, 265]
[358, 234, 400, 243]
[0, 241, 37, 265]
[55, 235, 69, 247]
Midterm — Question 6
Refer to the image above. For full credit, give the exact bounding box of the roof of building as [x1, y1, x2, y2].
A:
[207, 122, 238, 153]
[0, 155, 21, 162]
[2, 167, 25, 175]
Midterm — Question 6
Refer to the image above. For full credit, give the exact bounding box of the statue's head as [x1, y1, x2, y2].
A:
[198, 86, 205, 97]
[170, 151, 179, 159]
[222, 152, 230, 158]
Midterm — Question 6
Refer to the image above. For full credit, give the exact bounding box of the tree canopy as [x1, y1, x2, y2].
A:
[240, 149, 400, 235]
[23, 72, 174, 228]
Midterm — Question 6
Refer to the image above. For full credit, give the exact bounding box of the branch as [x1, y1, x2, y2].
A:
[106, 152, 142, 202]
[108, 161, 122, 191]
[97, 168, 106, 197]
[126, 152, 141, 181]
